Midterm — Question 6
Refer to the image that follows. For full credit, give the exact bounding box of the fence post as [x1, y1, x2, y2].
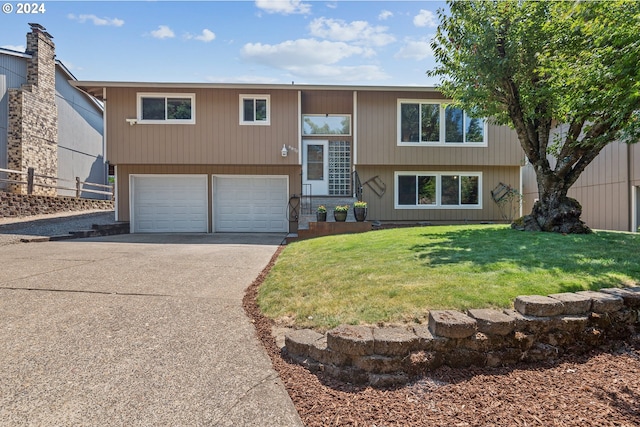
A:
[76, 177, 81, 198]
[27, 167, 34, 195]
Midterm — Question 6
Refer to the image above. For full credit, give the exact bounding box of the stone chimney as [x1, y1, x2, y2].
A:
[25, 23, 56, 100]
[7, 23, 58, 195]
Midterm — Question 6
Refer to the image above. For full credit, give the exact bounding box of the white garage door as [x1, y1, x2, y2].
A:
[214, 176, 288, 232]
[131, 175, 208, 233]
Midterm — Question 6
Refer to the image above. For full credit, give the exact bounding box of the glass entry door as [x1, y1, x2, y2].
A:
[302, 140, 329, 195]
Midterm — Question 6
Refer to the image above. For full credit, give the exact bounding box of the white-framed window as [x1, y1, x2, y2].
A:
[137, 93, 195, 124]
[240, 94, 270, 125]
[397, 99, 487, 146]
[302, 114, 352, 136]
[395, 171, 482, 209]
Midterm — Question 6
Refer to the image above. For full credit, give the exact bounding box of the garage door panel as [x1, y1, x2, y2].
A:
[132, 175, 208, 233]
[214, 176, 288, 233]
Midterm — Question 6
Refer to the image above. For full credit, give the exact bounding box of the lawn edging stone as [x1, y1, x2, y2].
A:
[514, 295, 565, 317]
[428, 310, 477, 338]
[284, 286, 639, 386]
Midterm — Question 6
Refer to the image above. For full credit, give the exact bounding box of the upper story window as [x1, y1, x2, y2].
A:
[398, 99, 486, 146]
[137, 93, 195, 124]
[302, 114, 352, 136]
[240, 94, 270, 125]
[395, 171, 482, 209]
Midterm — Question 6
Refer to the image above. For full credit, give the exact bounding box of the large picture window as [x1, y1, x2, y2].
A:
[395, 172, 482, 209]
[398, 100, 486, 145]
[240, 94, 270, 125]
[137, 93, 195, 124]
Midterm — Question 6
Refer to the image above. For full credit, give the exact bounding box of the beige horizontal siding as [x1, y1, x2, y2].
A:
[355, 165, 520, 223]
[568, 142, 631, 231]
[355, 91, 523, 167]
[522, 141, 634, 232]
[106, 87, 300, 165]
[116, 164, 301, 225]
[302, 90, 353, 115]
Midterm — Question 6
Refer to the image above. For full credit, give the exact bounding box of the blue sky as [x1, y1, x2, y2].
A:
[1, 1, 447, 86]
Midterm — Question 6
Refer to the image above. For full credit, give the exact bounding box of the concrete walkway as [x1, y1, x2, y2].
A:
[0, 232, 303, 426]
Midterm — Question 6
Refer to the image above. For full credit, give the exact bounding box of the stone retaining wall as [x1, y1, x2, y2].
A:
[285, 287, 640, 387]
[1, 191, 113, 218]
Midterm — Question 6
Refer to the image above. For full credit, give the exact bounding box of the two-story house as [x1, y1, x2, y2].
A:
[72, 81, 522, 233]
[1, 24, 106, 198]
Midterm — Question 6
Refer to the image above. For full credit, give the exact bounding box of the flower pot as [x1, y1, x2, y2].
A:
[333, 210, 348, 222]
[316, 211, 327, 222]
[354, 207, 367, 222]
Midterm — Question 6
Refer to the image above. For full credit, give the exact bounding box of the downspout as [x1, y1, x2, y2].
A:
[103, 87, 117, 221]
[353, 90, 358, 167]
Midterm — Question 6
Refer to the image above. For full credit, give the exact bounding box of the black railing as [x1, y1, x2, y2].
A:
[352, 170, 363, 201]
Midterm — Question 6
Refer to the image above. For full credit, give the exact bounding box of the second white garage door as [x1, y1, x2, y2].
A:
[214, 176, 288, 232]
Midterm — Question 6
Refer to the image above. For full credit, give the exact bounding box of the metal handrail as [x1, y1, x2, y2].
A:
[352, 170, 363, 201]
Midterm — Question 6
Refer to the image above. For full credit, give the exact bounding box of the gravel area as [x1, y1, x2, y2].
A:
[245, 247, 640, 427]
[0, 210, 116, 245]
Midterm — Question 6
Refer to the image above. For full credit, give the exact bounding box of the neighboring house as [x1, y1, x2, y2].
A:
[72, 81, 523, 233]
[0, 23, 106, 198]
[522, 129, 640, 232]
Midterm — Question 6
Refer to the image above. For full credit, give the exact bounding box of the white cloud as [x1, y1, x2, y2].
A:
[240, 38, 389, 83]
[286, 64, 389, 82]
[185, 29, 216, 42]
[255, 0, 311, 15]
[413, 9, 437, 28]
[68, 13, 124, 27]
[241, 39, 367, 68]
[309, 17, 395, 47]
[151, 25, 175, 40]
[395, 38, 433, 61]
[378, 10, 393, 21]
[1, 44, 25, 52]
[195, 29, 216, 42]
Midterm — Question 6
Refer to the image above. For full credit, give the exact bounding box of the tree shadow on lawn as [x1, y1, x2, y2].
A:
[408, 227, 640, 291]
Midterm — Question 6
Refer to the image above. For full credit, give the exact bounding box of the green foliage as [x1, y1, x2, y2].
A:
[428, 0, 640, 231]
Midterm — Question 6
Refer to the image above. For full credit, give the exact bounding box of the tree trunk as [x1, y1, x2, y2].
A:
[513, 172, 592, 234]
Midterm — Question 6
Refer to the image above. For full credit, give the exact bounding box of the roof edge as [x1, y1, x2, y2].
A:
[71, 81, 441, 100]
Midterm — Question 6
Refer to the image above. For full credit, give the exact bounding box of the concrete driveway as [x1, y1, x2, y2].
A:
[0, 233, 303, 426]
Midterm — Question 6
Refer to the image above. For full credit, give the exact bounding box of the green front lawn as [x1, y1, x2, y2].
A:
[257, 225, 640, 331]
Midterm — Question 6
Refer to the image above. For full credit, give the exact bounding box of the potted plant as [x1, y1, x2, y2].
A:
[353, 200, 368, 222]
[316, 205, 327, 222]
[333, 205, 349, 222]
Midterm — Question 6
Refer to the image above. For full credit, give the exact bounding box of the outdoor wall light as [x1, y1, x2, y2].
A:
[281, 145, 298, 157]
[126, 118, 137, 126]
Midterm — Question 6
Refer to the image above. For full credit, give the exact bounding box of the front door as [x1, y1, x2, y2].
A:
[302, 140, 329, 195]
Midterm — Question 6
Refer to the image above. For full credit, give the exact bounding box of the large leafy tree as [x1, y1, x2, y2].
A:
[429, 0, 640, 233]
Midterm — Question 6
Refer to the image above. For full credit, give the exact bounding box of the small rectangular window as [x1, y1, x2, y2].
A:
[138, 93, 195, 124]
[445, 107, 464, 143]
[240, 95, 270, 125]
[398, 175, 417, 205]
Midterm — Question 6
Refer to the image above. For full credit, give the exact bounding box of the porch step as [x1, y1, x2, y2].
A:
[288, 221, 372, 243]
[300, 196, 358, 227]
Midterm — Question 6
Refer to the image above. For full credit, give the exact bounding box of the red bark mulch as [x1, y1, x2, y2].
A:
[244, 246, 640, 427]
